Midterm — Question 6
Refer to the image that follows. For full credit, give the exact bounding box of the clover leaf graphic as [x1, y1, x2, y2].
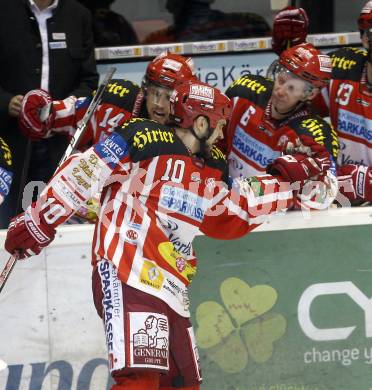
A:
[195, 277, 286, 373]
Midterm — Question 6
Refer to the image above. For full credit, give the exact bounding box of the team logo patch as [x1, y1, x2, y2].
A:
[158, 242, 196, 281]
[318, 54, 332, 73]
[159, 185, 206, 222]
[189, 84, 214, 104]
[129, 312, 169, 370]
[125, 222, 141, 244]
[0, 167, 12, 197]
[94, 132, 129, 169]
[140, 260, 164, 290]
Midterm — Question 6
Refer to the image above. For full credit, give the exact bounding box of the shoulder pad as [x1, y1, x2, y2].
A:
[225, 75, 273, 105]
[101, 79, 141, 112]
[329, 47, 367, 81]
[287, 115, 340, 159]
[116, 118, 185, 161]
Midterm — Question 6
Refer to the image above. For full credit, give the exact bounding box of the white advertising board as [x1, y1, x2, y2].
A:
[98, 51, 277, 91]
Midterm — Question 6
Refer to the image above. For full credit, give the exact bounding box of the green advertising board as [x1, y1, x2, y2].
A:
[191, 225, 372, 390]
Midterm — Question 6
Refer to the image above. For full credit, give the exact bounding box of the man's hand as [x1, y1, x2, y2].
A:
[18, 89, 55, 140]
[8, 95, 24, 117]
[272, 6, 309, 55]
[5, 206, 56, 259]
[337, 164, 372, 202]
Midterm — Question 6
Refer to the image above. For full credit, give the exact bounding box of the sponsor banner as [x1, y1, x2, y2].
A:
[98, 51, 277, 91]
[338, 108, 372, 143]
[98, 46, 354, 93]
[107, 46, 143, 59]
[192, 41, 227, 54]
[233, 39, 268, 51]
[159, 185, 207, 222]
[147, 44, 183, 57]
[231, 124, 280, 170]
[0, 167, 12, 197]
[191, 224, 372, 390]
[98, 260, 125, 372]
[94, 132, 129, 169]
[129, 312, 169, 369]
[337, 138, 371, 166]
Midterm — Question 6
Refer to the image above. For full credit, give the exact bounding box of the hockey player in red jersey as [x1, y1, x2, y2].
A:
[17, 52, 197, 220]
[310, 1, 372, 204]
[225, 43, 339, 208]
[272, 2, 372, 205]
[5, 80, 333, 389]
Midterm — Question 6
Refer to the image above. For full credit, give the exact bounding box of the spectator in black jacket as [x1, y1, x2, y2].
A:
[78, 0, 138, 46]
[144, 0, 271, 44]
[0, 0, 98, 228]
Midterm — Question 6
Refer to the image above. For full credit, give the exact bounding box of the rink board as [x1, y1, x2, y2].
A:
[0, 208, 372, 389]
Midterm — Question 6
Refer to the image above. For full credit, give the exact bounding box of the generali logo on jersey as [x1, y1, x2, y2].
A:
[129, 312, 169, 369]
[189, 84, 214, 103]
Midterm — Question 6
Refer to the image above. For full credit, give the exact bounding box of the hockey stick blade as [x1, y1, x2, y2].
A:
[0, 67, 116, 294]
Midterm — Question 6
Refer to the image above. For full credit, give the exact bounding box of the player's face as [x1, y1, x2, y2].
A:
[146, 84, 172, 124]
[206, 119, 226, 148]
[272, 70, 309, 112]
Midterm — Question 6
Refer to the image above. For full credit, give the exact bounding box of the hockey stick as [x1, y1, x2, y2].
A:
[0, 66, 116, 294]
[59, 66, 116, 165]
[0, 253, 19, 294]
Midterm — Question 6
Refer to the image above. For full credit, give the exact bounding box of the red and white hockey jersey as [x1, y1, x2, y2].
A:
[37, 118, 294, 317]
[314, 47, 372, 166]
[51, 79, 143, 148]
[225, 74, 339, 180]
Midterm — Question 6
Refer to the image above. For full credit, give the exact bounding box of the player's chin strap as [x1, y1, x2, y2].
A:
[190, 125, 213, 157]
[273, 100, 305, 117]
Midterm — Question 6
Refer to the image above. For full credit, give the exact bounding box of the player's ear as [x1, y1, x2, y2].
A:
[305, 87, 320, 101]
[193, 115, 209, 136]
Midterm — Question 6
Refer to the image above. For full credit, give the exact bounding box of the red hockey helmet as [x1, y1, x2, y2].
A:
[358, 1, 372, 30]
[145, 52, 196, 89]
[279, 43, 332, 88]
[169, 81, 232, 130]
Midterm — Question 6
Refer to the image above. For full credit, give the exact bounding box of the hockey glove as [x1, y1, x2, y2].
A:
[5, 205, 56, 259]
[267, 153, 331, 183]
[18, 89, 55, 140]
[337, 164, 372, 202]
[268, 134, 332, 183]
[272, 6, 309, 55]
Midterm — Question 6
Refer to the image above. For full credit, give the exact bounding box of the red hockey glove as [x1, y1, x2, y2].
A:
[5, 205, 56, 259]
[272, 6, 309, 55]
[268, 153, 331, 183]
[337, 164, 372, 202]
[18, 89, 55, 140]
[268, 135, 332, 183]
